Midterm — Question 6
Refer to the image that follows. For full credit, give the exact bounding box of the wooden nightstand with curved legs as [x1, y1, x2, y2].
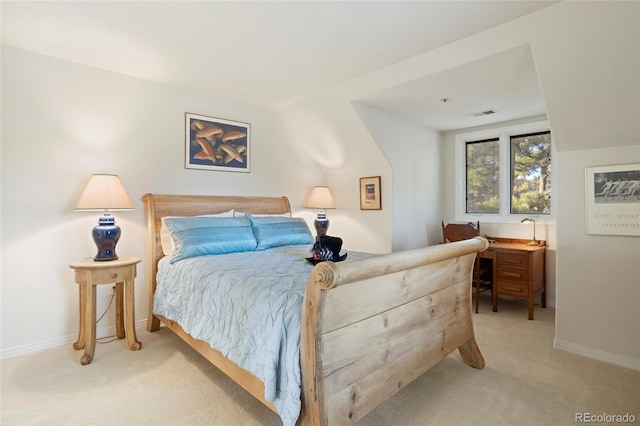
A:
[69, 257, 142, 365]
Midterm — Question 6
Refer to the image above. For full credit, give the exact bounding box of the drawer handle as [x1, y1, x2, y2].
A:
[111, 273, 118, 279]
[504, 272, 522, 278]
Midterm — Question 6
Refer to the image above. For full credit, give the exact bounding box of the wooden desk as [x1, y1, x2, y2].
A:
[484, 237, 546, 320]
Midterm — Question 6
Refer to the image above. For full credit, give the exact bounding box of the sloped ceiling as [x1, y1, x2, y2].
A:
[2, 1, 638, 148]
[355, 44, 546, 131]
[2, 1, 555, 130]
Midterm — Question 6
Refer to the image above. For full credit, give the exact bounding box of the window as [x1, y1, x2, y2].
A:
[510, 131, 551, 215]
[466, 138, 500, 214]
[455, 121, 553, 223]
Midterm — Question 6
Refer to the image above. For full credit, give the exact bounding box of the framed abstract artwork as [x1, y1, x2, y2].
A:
[585, 163, 640, 236]
[360, 176, 381, 210]
[185, 113, 250, 172]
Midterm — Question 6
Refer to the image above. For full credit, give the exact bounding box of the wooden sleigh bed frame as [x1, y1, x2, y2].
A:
[143, 193, 488, 425]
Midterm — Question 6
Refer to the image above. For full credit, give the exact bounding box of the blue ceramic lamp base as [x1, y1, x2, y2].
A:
[92, 213, 121, 261]
[314, 211, 330, 237]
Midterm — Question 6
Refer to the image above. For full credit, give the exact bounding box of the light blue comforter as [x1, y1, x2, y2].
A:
[154, 245, 366, 425]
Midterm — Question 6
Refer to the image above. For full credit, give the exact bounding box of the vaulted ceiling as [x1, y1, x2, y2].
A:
[1, 1, 556, 131]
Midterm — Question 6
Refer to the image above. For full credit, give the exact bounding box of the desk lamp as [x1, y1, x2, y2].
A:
[304, 186, 336, 237]
[520, 217, 541, 246]
[75, 174, 134, 261]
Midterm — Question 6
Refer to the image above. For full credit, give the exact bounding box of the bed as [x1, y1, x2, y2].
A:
[143, 193, 488, 425]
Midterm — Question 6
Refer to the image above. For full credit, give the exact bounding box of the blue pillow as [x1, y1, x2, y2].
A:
[163, 216, 257, 263]
[246, 214, 314, 250]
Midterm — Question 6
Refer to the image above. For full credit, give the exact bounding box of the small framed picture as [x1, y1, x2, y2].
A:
[185, 113, 250, 172]
[585, 163, 640, 236]
[360, 176, 382, 210]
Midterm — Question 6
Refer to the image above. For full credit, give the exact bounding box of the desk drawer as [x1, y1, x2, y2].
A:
[497, 266, 529, 282]
[497, 252, 529, 268]
[497, 280, 528, 297]
[90, 266, 134, 284]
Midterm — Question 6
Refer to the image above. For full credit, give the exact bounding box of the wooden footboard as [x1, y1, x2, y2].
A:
[300, 237, 488, 425]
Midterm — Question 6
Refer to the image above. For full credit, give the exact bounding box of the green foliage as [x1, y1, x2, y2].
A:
[511, 132, 551, 215]
[466, 139, 500, 213]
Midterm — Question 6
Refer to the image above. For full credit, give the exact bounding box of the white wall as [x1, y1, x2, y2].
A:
[531, 3, 639, 369]
[0, 47, 323, 356]
[353, 104, 442, 250]
[277, 96, 393, 254]
[554, 146, 640, 369]
[278, 98, 445, 254]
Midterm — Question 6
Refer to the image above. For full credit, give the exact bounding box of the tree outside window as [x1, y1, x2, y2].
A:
[510, 131, 551, 215]
[466, 138, 500, 214]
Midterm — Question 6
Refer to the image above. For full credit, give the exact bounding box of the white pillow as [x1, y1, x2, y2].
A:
[160, 210, 234, 256]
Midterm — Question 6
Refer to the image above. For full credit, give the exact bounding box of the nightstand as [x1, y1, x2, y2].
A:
[69, 256, 142, 365]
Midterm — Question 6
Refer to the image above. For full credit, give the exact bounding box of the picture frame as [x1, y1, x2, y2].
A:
[585, 163, 640, 236]
[185, 113, 250, 172]
[360, 176, 382, 210]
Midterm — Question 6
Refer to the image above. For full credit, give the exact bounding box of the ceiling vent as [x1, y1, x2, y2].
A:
[469, 109, 497, 117]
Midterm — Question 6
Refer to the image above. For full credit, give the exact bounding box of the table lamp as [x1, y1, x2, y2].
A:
[520, 217, 541, 246]
[75, 174, 134, 261]
[304, 186, 336, 237]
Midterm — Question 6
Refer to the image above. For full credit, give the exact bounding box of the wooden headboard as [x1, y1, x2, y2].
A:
[141, 193, 292, 330]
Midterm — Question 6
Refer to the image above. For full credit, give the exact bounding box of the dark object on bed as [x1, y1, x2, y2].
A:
[306, 235, 348, 265]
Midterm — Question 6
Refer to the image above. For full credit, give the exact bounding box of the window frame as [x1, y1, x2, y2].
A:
[454, 120, 556, 225]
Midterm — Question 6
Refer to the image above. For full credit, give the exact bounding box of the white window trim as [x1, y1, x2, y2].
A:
[454, 120, 556, 225]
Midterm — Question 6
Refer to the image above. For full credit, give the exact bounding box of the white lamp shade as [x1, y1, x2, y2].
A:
[304, 186, 336, 209]
[75, 174, 134, 211]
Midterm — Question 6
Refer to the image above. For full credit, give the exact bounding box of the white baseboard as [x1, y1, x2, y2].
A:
[553, 338, 640, 371]
[0, 319, 148, 360]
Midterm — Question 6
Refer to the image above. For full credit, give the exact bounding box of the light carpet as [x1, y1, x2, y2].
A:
[2, 296, 638, 425]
